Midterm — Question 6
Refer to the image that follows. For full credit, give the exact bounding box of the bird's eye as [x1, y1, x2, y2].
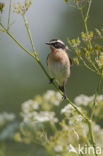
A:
[53, 43, 58, 48]
[52, 43, 56, 47]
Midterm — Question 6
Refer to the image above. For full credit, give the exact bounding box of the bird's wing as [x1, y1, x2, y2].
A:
[69, 56, 72, 66]
[67, 53, 72, 66]
[47, 54, 49, 66]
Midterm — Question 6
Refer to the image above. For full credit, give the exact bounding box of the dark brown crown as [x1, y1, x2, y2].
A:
[46, 39, 66, 50]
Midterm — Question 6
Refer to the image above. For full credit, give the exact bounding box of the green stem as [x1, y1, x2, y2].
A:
[22, 15, 36, 53]
[88, 120, 98, 156]
[82, 60, 95, 72]
[90, 75, 102, 120]
[67, 42, 96, 73]
[80, 2, 99, 74]
[89, 58, 99, 73]
[80, 1, 99, 155]
[85, 0, 92, 23]
[80, 7, 92, 48]
[80, 57, 96, 73]
[7, 0, 11, 30]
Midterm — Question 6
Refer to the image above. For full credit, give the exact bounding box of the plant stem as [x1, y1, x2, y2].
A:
[79, 1, 99, 155]
[85, 0, 92, 23]
[22, 15, 36, 53]
[88, 120, 98, 156]
[82, 60, 95, 72]
[80, 7, 92, 47]
[80, 3, 99, 73]
[7, 0, 11, 30]
[90, 75, 102, 120]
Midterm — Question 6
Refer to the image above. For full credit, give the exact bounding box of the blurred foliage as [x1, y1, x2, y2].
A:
[0, 91, 102, 155]
[67, 29, 103, 76]
[13, 0, 32, 15]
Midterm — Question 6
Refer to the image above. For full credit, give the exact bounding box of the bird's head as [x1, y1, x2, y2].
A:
[45, 39, 66, 51]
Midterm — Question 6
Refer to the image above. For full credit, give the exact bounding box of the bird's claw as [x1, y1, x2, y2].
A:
[62, 94, 67, 100]
[49, 78, 54, 84]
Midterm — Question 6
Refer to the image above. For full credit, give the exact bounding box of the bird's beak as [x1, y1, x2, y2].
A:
[45, 42, 51, 45]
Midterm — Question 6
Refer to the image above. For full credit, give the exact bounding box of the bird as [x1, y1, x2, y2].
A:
[45, 38, 72, 98]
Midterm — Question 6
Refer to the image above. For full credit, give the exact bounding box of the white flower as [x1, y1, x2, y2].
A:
[22, 100, 39, 114]
[74, 94, 94, 106]
[34, 111, 58, 123]
[0, 122, 18, 140]
[61, 104, 73, 114]
[82, 124, 89, 136]
[54, 145, 63, 152]
[23, 111, 58, 123]
[52, 100, 60, 106]
[44, 90, 62, 106]
[0, 112, 15, 126]
[44, 90, 56, 100]
[56, 92, 62, 99]
[93, 124, 100, 132]
[74, 115, 82, 122]
[97, 95, 103, 101]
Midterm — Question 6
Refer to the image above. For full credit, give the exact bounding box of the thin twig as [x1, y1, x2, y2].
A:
[7, 0, 11, 30]
[90, 75, 102, 120]
[85, 0, 92, 22]
[22, 14, 36, 53]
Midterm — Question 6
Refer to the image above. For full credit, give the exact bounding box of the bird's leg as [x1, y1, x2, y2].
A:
[59, 83, 67, 100]
[49, 78, 55, 84]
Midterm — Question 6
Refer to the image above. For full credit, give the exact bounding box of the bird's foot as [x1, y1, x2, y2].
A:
[49, 78, 54, 84]
[62, 94, 67, 100]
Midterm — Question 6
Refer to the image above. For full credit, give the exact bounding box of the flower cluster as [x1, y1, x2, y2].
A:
[96, 52, 103, 70]
[81, 31, 93, 42]
[0, 91, 103, 155]
[0, 112, 15, 126]
[21, 90, 62, 125]
[64, 0, 88, 9]
[13, 0, 32, 15]
[71, 38, 81, 48]
[67, 29, 103, 76]
[74, 94, 94, 106]
[0, 112, 17, 141]
[95, 28, 103, 39]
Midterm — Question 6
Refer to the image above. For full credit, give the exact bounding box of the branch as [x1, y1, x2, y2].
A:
[85, 0, 92, 23]
[90, 75, 102, 120]
[22, 14, 36, 54]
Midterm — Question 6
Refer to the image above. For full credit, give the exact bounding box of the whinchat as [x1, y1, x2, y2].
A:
[46, 38, 72, 98]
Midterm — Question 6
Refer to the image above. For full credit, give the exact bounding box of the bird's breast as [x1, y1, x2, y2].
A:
[47, 50, 70, 85]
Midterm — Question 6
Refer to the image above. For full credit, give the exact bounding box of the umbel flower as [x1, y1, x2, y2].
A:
[21, 90, 62, 124]
[13, 0, 32, 15]
[0, 112, 15, 126]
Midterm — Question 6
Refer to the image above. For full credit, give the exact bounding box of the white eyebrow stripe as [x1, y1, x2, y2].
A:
[50, 41, 57, 44]
[50, 40, 65, 45]
[57, 40, 64, 45]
